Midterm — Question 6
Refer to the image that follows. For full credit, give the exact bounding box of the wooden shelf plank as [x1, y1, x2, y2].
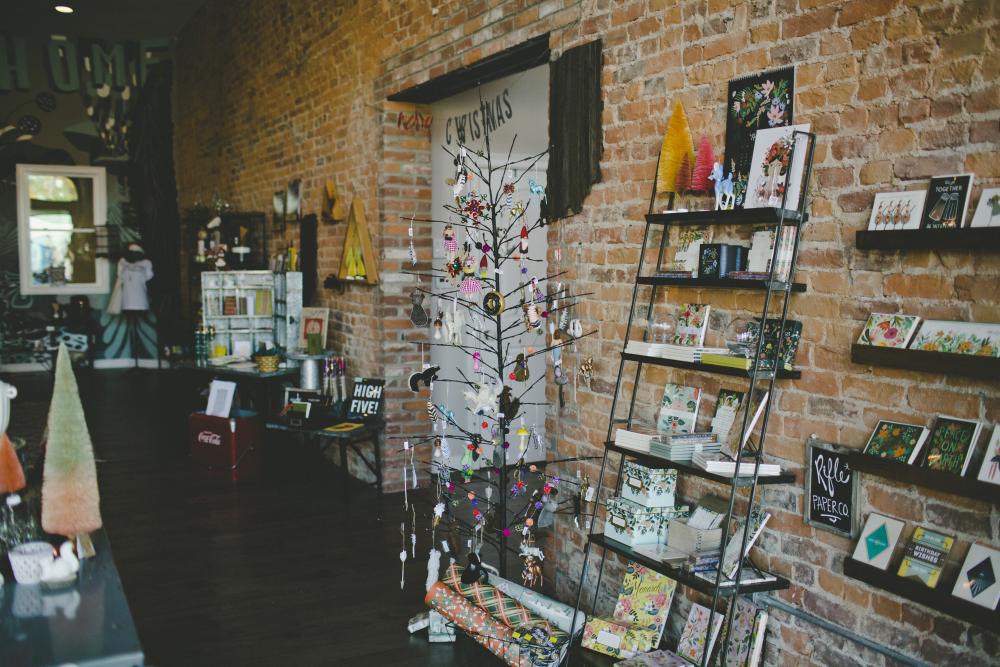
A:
[843, 557, 1000, 632]
[605, 442, 795, 487]
[621, 351, 802, 379]
[846, 451, 1000, 504]
[637, 276, 806, 292]
[646, 207, 804, 227]
[855, 227, 1000, 251]
[850, 343, 1000, 382]
[589, 533, 791, 596]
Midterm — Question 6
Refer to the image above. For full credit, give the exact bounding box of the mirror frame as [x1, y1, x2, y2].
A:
[16, 163, 109, 296]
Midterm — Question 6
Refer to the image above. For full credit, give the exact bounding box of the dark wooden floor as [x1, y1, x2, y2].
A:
[7, 369, 484, 666]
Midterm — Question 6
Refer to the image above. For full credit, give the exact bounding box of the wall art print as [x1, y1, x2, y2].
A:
[867, 190, 927, 231]
[908, 320, 1000, 358]
[724, 67, 795, 209]
[743, 123, 811, 210]
[856, 313, 922, 348]
[920, 173, 974, 229]
[969, 188, 1000, 228]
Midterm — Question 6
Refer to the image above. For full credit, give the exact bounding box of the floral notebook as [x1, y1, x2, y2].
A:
[670, 227, 713, 273]
[720, 598, 762, 667]
[857, 313, 922, 348]
[908, 320, 1000, 358]
[613, 561, 678, 650]
[656, 383, 702, 434]
[862, 420, 930, 465]
[672, 304, 710, 347]
[676, 603, 725, 665]
[745, 319, 802, 370]
[921, 416, 982, 475]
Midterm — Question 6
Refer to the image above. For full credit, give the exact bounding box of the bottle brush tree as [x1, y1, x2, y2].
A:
[656, 101, 695, 198]
[42, 344, 102, 557]
[0, 433, 25, 494]
[690, 136, 716, 193]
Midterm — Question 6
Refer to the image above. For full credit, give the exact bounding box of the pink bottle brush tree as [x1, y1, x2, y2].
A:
[42, 344, 102, 557]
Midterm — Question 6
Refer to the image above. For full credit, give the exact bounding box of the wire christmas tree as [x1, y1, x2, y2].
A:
[401, 105, 595, 583]
[41, 344, 102, 557]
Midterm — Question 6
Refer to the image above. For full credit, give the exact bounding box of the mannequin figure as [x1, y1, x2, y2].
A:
[118, 244, 154, 368]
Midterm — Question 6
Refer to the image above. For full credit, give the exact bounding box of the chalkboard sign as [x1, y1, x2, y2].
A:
[804, 438, 859, 538]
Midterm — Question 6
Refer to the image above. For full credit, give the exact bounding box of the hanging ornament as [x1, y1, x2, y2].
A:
[443, 224, 458, 259]
[516, 424, 530, 452]
[579, 356, 594, 390]
[482, 290, 505, 317]
[520, 225, 529, 254]
[453, 147, 468, 196]
[407, 220, 417, 266]
[513, 352, 529, 382]
[528, 179, 545, 197]
[479, 254, 489, 279]
[433, 311, 443, 340]
[472, 351, 481, 373]
[459, 255, 482, 295]
[504, 182, 515, 207]
[410, 290, 429, 326]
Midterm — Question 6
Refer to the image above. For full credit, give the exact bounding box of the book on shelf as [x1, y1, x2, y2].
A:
[649, 442, 721, 463]
[675, 603, 724, 666]
[920, 415, 983, 476]
[692, 453, 782, 477]
[721, 509, 771, 578]
[725, 271, 771, 281]
[701, 353, 753, 370]
[719, 597, 768, 667]
[656, 383, 702, 435]
[615, 428, 659, 452]
[672, 303, 711, 347]
[861, 420, 930, 465]
[653, 271, 696, 279]
[669, 227, 713, 274]
[896, 526, 955, 588]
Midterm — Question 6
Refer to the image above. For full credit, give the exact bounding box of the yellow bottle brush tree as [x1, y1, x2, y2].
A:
[41, 344, 102, 557]
[656, 101, 695, 205]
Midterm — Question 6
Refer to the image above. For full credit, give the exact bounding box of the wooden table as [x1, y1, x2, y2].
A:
[0, 530, 144, 667]
[265, 420, 383, 497]
[174, 361, 298, 418]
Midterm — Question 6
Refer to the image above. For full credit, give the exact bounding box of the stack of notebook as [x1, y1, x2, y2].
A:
[649, 432, 720, 462]
[614, 428, 658, 452]
[692, 453, 782, 477]
[624, 341, 729, 362]
[701, 352, 753, 369]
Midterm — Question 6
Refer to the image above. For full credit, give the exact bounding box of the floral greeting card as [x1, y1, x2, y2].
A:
[857, 313, 922, 348]
[744, 123, 812, 210]
[670, 227, 713, 273]
[656, 383, 702, 434]
[908, 320, 1000, 358]
[862, 420, 930, 465]
[676, 603, 724, 665]
[724, 67, 795, 209]
[612, 561, 678, 649]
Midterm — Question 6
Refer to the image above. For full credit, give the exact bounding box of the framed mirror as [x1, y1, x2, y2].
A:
[16, 164, 109, 295]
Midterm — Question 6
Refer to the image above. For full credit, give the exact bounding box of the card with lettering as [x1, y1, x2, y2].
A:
[346, 377, 385, 422]
[975, 428, 1000, 486]
[920, 173, 974, 229]
[805, 439, 859, 538]
[852, 513, 905, 570]
[897, 527, 955, 588]
[920, 416, 982, 476]
[612, 561, 678, 649]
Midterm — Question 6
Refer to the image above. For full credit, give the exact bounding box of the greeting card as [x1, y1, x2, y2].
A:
[852, 513, 905, 570]
[724, 67, 795, 209]
[856, 313, 922, 348]
[867, 191, 927, 231]
[921, 416, 983, 475]
[969, 188, 1000, 228]
[743, 123, 812, 211]
[975, 428, 1000, 486]
[745, 318, 803, 371]
[863, 420, 930, 465]
[656, 383, 702, 434]
[719, 598, 765, 667]
[908, 320, 1000, 358]
[897, 527, 954, 588]
[672, 303, 710, 347]
[676, 603, 724, 665]
[920, 173, 974, 229]
[952, 543, 1000, 610]
[612, 562, 678, 650]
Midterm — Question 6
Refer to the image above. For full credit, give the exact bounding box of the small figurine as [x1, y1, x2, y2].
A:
[40, 541, 80, 586]
[214, 243, 228, 269]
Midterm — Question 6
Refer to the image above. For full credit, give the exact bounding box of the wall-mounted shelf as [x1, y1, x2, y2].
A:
[646, 207, 804, 227]
[637, 276, 806, 292]
[622, 352, 802, 379]
[590, 533, 791, 597]
[846, 451, 999, 504]
[851, 343, 1000, 382]
[855, 227, 1000, 251]
[606, 442, 796, 487]
[843, 557, 999, 632]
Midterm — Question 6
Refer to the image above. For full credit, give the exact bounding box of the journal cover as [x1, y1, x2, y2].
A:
[724, 67, 795, 209]
[897, 527, 955, 588]
[952, 543, 1000, 610]
[670, 227, 713, 273]
[656, 383, 702, 434]
[676, 603, 725, 665]
[852, 513, 905, 570]
[856, 313, 922, 348]
[921, 173, 974, 229]
[921, 416, 982, 476]
[672, 304, 711, 347]
[719, 598, 761, 667]
[745, 318, 802, 371]
[862, 420, 930, 465]
[612, 561, 678, 649]
[614, 649, 691, 667]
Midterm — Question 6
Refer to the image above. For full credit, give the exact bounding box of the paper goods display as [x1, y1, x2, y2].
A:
[489, 574, 587, 636]
[425, 581, 522, 665]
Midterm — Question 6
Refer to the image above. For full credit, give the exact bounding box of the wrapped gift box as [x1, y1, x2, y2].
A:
[605, 497, 690, 547]
[621, 461, 677, 508]
[582, 616, 659, 659]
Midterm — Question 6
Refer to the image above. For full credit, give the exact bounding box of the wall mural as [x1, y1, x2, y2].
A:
[0, 35, 168, 365]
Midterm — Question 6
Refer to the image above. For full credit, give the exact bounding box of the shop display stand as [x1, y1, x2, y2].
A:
[850, 343, 1000, 382]
[854, 227, 1000, 251]
[569, 132, 816, 666]
[846, 449, 1000, 505]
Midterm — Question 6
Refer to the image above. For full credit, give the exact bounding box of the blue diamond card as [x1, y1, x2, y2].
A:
[852, 513, 905, 570]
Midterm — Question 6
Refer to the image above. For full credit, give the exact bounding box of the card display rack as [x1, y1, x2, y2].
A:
[855, 227, 1000, 251]
[850, 343, 1000, 382]
[568, 132, 817, 667]
[201, 270, 302, 355]
[846, 451, 999, 505]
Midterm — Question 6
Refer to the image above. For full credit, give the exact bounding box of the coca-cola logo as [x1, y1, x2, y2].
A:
[197, 430, 221, 446]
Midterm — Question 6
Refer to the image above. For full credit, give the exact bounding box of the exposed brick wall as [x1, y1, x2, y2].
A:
[173, 0, 999, 664]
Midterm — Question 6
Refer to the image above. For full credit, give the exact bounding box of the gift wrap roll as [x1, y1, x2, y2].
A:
[489, 573, 587, 636]
[425, 581, 521, 665]
[443, 564, 568, 664]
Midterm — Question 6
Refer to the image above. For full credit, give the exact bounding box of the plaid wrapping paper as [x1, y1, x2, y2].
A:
[424, 581, 523, 666]
[443, 563, 569, 662]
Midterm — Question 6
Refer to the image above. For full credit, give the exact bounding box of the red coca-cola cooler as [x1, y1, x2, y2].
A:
[189, 411, 261, 481]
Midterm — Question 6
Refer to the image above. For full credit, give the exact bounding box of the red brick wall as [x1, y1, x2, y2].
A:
[174, 0, 999, 663]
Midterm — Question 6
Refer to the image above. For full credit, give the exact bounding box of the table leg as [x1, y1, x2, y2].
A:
[373, 432, 383, 496]
[340, 439, 349, 504]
